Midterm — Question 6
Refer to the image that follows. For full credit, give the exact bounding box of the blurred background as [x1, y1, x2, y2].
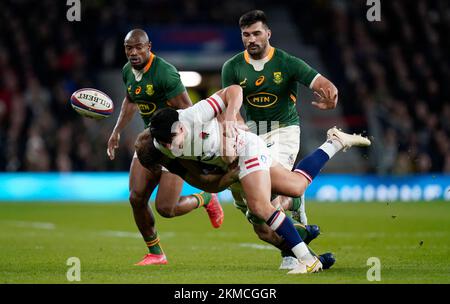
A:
[0, 0, 449, 201]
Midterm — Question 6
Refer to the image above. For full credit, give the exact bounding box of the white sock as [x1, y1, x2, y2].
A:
[291, 242, 315, 264]
[319, 139, 343, 159]
[299, 194, 308, 225]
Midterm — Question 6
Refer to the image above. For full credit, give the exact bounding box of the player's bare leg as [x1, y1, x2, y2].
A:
[129, 156, 168, 265]
[155, 171, 224, 228]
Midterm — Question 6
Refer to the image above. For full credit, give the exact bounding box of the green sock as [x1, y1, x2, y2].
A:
[144, 233, 163, 255]
[291, 197, 301, 211]
[294, 222, 309, 240]
[193, 192, 212, 208]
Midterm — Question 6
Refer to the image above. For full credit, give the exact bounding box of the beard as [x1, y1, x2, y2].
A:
[246, 43, 267, 59]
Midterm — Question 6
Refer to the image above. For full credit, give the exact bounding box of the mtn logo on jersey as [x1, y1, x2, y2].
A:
[137, 102, 157, 115]
[246, 92, 278, 108]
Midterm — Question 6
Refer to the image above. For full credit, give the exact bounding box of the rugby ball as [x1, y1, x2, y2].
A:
[70, 88, 114, 119]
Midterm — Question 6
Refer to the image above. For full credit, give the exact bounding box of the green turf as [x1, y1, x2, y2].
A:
[0, 201, 449, 284]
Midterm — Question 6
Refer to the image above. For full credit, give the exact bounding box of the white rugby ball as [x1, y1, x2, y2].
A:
[70, 88, 114, 119]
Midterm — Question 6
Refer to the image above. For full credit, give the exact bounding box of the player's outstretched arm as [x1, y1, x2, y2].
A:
[107, 94, 137, 160]
[311, 75, 338, 110]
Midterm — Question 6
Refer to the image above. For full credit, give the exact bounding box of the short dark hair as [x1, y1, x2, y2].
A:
[149, 108, 179, 144]
[239, 10, 269, 29]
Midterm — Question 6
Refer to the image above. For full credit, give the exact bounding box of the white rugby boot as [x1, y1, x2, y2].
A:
[287, 256, 323, 274]
[327, 126, 371, 151]
[279, 256, 299, 270]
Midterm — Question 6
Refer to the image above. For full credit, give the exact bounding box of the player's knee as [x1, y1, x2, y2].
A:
[247, 203, 269, 222]
[155, 203, 175, 218]
[129, 191, 148, 209]
[288, 185, 305, 198]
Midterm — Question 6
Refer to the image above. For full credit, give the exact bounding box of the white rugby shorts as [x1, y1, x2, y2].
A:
[235, 130, 273, 179]
[259, 125, 300, 170]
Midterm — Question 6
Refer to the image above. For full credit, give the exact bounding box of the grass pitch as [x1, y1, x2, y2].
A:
[0, 201, 449, 284]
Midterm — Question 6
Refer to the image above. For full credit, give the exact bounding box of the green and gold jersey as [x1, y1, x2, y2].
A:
[122, 53, 186, 127]
[221, 47, 319, 134]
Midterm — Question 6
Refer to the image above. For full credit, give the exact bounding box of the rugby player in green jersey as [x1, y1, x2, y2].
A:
[222, 10, 338, 269]
[106, 29, 224, 266]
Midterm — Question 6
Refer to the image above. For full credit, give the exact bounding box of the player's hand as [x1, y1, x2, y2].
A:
[219, 161, 240, 188]
[235, 121, 249, 132]
[107, 131, 120, 160]
[221, 121, 238, 163]
[222, 120, 239, 139]
[312, 88, 338, 110]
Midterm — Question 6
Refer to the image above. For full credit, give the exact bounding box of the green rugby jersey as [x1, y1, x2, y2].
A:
[122, 53, 186, 127]
[221, 47, 319, 134]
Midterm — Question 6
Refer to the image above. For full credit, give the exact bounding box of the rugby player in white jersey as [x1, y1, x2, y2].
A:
[148, 85, 370, 274]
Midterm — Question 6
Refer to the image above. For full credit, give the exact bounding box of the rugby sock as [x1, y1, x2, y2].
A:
[319, 139, 343, 158]
[266, 210, 315, 263]
[192, 192, 212, 208]
[292, 242, 316, 264]
[282, 243, 318, 258]
[281, 223, 316, 257]
[266, 210, 302, 248]
[299, 194, 308, 225]
[294, 222, 309, 240]
[144, 234, 163, 255]
[291, 197, 301, 211]
[294, 139, 343, 182]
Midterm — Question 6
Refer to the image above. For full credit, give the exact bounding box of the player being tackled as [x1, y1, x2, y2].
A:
[141, 85, 370, 274]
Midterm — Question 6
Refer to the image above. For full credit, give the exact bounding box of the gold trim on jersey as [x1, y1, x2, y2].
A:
[290, 94, 297, 103]
[143, 52, 155, 73]
[244, 47, 275, 64]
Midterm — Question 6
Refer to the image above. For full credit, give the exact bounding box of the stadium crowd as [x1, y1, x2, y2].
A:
[0, 0, 448, 174]
[289, 0, 450, 174]
[0, 0, 257, 172]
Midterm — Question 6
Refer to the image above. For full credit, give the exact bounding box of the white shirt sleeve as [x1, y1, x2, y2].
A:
[178, 94, 225, 124]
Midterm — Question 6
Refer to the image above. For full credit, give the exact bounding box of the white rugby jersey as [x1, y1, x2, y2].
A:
[154, 94, 229, 170]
